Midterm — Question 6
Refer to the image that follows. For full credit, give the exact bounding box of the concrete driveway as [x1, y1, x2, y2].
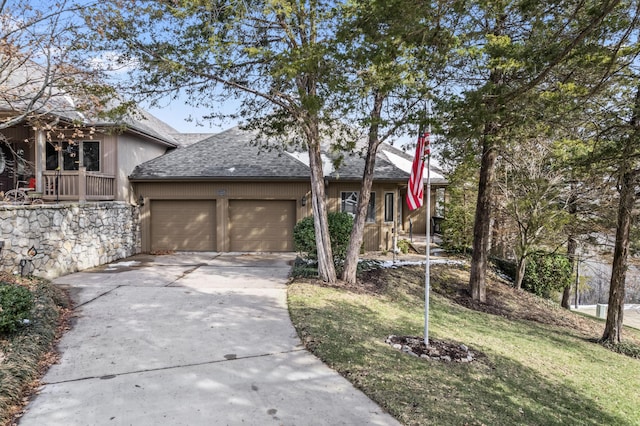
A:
[19, 253, 399, 426]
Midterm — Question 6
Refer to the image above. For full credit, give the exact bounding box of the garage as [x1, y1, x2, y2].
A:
[229, 200, 296, 252]
[150, 200, 217, 251]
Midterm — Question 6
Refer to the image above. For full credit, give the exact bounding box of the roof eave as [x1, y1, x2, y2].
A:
[129, 176, 312, 182]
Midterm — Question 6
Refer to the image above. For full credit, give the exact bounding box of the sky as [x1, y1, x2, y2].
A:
[143, 96, 421, 152]
[144, 102, 230, 134]
[141, 90, 245, 134]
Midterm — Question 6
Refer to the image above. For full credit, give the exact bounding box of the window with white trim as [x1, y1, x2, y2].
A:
[341, 191, 376, 223]
[384, 192, 395, 222]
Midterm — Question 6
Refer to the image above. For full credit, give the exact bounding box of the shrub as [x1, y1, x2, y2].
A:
[293, 216, 317, 260]
[397, 239, 411, 254]
[293, 212, 354, 265]
[522, 252, 572, 299]
[492, 254, 572, 299]
[0, 284, 34, 334]
[0, 280, 69, 425]
[328, 212, 353, 263]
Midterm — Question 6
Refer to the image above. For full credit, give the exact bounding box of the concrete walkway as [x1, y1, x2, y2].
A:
[19, 253, 399, 426]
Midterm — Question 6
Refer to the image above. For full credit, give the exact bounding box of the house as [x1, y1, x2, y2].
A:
[130, 127, 447, 253]
[0, 54, 180, 203]
[0, 110, 180, 203]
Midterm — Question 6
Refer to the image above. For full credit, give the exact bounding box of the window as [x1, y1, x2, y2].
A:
[341, 191, 376, 223]
[82, 141, 100, 171]
[46, 141, 100, 172]
[435, 187, 445, 217]
[384, 193, 395, 222]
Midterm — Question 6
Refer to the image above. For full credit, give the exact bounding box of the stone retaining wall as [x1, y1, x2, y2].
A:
[0, 202, 140, 279]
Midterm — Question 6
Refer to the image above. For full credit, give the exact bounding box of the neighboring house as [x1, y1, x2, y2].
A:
[0, 110, 179, 203]
[0, 55, 179, 203]
[130, 127, 447, 253]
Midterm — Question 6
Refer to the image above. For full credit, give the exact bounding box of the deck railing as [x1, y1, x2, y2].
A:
[42, 168, 115, 201]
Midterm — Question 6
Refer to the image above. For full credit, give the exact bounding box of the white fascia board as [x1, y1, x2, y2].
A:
[383, 150, 444, 181]
[285, 151, 335, 177]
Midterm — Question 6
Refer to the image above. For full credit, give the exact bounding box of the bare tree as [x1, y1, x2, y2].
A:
[496, 138, 570, 289]
[0, 0, 113, 132]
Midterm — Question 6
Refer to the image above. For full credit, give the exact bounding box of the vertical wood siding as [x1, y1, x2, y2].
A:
[135, 180, 445, 253]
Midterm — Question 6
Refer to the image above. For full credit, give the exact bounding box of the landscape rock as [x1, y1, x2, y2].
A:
[386, 335, 483, 363]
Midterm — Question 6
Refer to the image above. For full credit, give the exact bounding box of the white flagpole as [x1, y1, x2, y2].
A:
[424, 125, 431, 347]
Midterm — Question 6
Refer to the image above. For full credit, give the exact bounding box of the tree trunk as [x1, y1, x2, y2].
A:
[514, 255, 526, 290]
[602, 169, 636, 344]
[341, 156, 375, 284]
[603, 85, 640, 344]
[469, 51, 504, 302]
[306, 122, 336, 283]
[562, 235, 577, 309]
[469, 133, 498, 302]
[342, 91, 384, 284]
[562, 188, 578, 309]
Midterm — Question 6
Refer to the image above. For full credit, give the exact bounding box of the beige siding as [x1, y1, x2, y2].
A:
[117, 134, 170, 202]
[136, 180, 444, 253]
[229, 200, 295, 252]
[401, 187, 444, 234]
[137, 181, 312, 199]
[150, 200, 216, 251]
[102, 134, 117, 175]
[326, 182, 398, 251]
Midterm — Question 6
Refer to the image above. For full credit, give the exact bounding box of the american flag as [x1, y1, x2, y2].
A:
[406, 132, 429, 211]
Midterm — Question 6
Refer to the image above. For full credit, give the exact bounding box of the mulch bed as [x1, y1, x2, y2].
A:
[386, 335, 481, 363]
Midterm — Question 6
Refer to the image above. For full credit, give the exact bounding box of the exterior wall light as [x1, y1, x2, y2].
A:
[301, 195, 307, 206]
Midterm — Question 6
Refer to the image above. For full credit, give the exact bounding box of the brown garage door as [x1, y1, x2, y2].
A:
[229, 200, 295, 252]
[151, 200, 216, 251]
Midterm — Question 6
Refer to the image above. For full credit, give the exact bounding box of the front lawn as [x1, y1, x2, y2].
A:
[288, 264, 640, 426]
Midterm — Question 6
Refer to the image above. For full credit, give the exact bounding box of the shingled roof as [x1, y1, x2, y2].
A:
[0, 57, 179, 147]
[130, 126, 447, 184]
[129, 127, 311, 180]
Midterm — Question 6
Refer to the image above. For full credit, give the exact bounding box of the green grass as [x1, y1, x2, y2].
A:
[0, 278, 69, 426]
[288, 265, 640, 426]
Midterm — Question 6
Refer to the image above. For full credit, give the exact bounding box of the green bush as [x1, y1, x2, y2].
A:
[397, 239, 410, 254]
[522, 252, 572, 299]
[293, 212, 354, 265]
[1, 280, 69, 425]
[293, 216, 317, 260]
[0, 284, 34, 334]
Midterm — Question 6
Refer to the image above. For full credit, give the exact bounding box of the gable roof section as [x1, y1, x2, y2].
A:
[327, 146, 409, 181]
[130, 126, 447, 184]
[0, 57, 178, 147]
[97, 108, 181, 147]
[130, 127, 311, 180]
[170, 132, 217, 147]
